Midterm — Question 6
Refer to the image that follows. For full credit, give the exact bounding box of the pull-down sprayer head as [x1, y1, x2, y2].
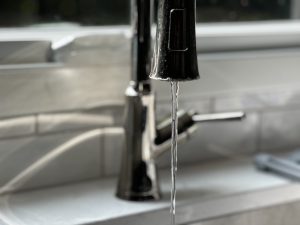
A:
[150, 0, 200, 81]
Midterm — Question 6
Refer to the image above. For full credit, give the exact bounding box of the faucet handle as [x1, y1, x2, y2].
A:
[155, 110, 246, 146]
[153, 110, 246, 159]
[192, 111, 246, 123]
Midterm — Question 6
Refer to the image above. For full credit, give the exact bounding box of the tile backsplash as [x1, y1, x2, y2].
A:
[1, 32, 300, 194]
[0, 130, 102, 194]
[1, 86, 300, 194]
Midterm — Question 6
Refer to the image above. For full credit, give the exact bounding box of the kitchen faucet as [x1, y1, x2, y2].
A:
[116, 0, 245, 201]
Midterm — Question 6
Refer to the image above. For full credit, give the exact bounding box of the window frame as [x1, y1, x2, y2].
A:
[1, 20, 300, 56]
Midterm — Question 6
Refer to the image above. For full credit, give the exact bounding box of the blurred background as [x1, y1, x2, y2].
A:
[0, 0, 294, 27]
[0, 1, 300, 224]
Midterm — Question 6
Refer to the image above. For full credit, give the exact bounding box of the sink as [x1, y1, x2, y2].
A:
[0, 159, 297, 225]
[190, 199, 300, 225]
[95, 184, 300, 225]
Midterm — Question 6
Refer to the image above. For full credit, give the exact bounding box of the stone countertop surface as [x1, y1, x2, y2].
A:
[0, 158, 295, 225]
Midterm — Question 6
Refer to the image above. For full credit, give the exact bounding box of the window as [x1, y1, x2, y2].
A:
[0, 0, 130, 27]
[0, 0, 295, 27]
[196, 0, 291, 23]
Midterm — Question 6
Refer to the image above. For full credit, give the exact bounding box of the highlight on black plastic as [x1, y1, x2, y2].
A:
[150, 0, 200, 81]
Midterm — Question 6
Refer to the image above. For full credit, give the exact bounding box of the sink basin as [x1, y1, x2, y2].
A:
[190, 199, 300, 225]
[95, 184, 300, 225]
[0, 159, 297, 225]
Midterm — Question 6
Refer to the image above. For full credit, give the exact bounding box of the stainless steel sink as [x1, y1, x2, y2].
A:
[190, 199, 300, 225]
[92, 184, 300, 225]
[0, 159, 298, 225]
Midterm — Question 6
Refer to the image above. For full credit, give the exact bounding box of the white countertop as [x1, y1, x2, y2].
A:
[0, 159, 293, 225]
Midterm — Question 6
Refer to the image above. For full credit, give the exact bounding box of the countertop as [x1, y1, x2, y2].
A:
[0, 158, 295, 225]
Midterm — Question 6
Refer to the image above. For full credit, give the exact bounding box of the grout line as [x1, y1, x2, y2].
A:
[34, 113, 39, 134]
[99, 129, 105, 177]
[0, 103, 124, 122]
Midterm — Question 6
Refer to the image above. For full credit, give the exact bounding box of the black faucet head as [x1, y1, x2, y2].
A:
[150, 0, 200, 82]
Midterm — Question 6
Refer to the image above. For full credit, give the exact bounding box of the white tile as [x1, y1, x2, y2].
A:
[214, 88, 300, 112]
[214, 93, 264, 112]
[37, 105, 123, 134]
[0, 116, 36, 139]
[0, 65, 129, 118]
[103, 127, 124, 176]
[180, 98, 212, 114]
[0, 41, 52, 64]
[64, 34, 130, 66]
[0, 130, 103, 193]
[260, 109, 300, 152]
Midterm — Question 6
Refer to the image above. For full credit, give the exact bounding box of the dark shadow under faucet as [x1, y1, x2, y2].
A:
[116, 0, 245, 201]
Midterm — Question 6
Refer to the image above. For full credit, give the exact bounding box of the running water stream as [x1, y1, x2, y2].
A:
[170, 81, 179, 225]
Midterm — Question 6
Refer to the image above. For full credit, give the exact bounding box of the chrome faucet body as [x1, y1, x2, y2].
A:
[117, 81, 160, 200]
[116, 0, 245, 201]
[116, 0, 160, 201]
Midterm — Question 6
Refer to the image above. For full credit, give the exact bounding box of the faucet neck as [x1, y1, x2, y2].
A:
[131, 0, 154, 83]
